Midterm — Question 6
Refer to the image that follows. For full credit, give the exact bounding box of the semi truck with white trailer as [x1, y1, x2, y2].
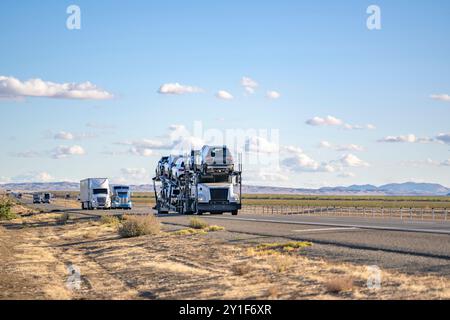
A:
[80, 178, 111, 210]
[153, 145, 242, 215]
[111, 185, 132, 209]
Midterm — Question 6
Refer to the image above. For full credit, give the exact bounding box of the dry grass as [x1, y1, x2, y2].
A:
[189, 217, 209, 229]
[232, 263, 253, 276]
[171, 228, 208, 236]
[1, 209, 449, 300]
[268, 254, 295, 273]
[100, 215, 121, 227]
[254, 241, 312, 255]
[56, 213, 70, 225]
[324, 277, 355, 294]
[118, 215, 160, 238]
[205, 225, 225, 232]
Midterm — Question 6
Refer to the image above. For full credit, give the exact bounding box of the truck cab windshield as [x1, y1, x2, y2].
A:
[93, 188, 108, 195]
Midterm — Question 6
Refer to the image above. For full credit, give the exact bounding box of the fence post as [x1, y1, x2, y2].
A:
[445, 209, 448, 221]
[400, 208, 403, 220]
[410, 207, 412, 220]
[432, 208, 435, 221]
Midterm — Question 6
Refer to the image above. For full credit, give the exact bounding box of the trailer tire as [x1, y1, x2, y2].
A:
[232, 210, 238, 216]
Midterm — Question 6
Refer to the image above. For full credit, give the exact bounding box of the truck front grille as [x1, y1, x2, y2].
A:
[210, 188, 228, 201]
[97, 198, 106, 206]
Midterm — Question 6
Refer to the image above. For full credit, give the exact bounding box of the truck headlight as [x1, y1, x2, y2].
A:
[230, 194, 239, 201]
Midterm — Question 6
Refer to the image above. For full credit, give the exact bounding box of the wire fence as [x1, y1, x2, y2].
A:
[240, 205, 450, 221]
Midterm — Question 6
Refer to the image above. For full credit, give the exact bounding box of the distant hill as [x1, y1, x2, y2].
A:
[1, 181, 449, 196]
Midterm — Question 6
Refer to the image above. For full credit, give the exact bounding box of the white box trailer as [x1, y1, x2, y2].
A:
[80, 178, 111, 210]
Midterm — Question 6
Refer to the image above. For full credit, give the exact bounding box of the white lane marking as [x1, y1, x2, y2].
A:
[203, 216, 450, 235]
[292, 227, 359, 233]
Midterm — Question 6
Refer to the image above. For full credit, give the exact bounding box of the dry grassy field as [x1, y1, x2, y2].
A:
[0, 200, 449, 300]
[131, 192, 450, 209]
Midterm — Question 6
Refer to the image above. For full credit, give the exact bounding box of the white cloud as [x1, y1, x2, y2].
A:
[339, 154, 369, 167]
[336, 144, 365, 152]
[378, 134, 417, 143]
[430, 94, 450, 102]
[266, 91, 281, 99]
[255, 170, 289, 182]
[319, 141, 364, 152]
[216, 90, 234, 100]
[306, 116, 375, 131]
[281, 152, 334, 173]
[51, 145, 85, 159]
[245, 136, 279, 154]
[282, 145, 304, 155]
[319, 141, 332, 149]
[54, 131, 74, 140]
[52, 131, 97, 140]
[436, 133, 450, 145]
[115, 124, 205, 157]
[0, 76, 113, 100]
[112, 168, 150, 184]
[10, 171, 54, 183]
[343, 123, 376, 130]
[306, 115, 343, 127]
[158, 83, 203, 95]
[128, 147, 154, 157]
[241, 76, 258, 94]
[378, 134, 434, 144]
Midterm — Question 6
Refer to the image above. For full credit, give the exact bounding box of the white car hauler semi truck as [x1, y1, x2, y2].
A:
[80, 178, 111, 210]
[153, 146, 242, 215]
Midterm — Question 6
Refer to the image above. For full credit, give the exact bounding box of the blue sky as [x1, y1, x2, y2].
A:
[0, 0, 449, 188]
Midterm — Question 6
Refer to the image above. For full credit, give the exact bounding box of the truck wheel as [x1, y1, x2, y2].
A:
[81, 203, 85, 210]
[197, 210, 204, 215]
[232, 210, 238, 216]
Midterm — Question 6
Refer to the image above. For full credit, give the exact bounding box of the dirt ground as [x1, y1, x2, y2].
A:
[0, 206, 449, 300]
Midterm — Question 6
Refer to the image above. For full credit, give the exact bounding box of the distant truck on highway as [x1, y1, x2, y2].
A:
[111, 185, 132, 210]
[43, 193, 51, 204]
[80, 178, 111, 210]
[33, 193, 42, 204]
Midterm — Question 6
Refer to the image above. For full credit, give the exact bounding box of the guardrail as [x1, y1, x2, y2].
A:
[240, 205, 449, 221]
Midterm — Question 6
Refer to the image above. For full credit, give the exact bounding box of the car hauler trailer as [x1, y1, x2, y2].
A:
[153, 146, 242, 215]
[80, 178, 111, 210]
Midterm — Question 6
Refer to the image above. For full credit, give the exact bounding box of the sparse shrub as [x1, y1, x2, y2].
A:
[172, 228, 207, 236]
[0, 197, 16, 221]
[205, 225, 225, 232]
[232, 263, 252, 276]
[57, 213, 70, 225]
[100, 215, 120, 227]
[255, 241, 312, 255]
[118, 215, 160, 238]
[269, 255, 294, 273]
[189, 217, 209, 229]
[325, 277, 354, 294]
